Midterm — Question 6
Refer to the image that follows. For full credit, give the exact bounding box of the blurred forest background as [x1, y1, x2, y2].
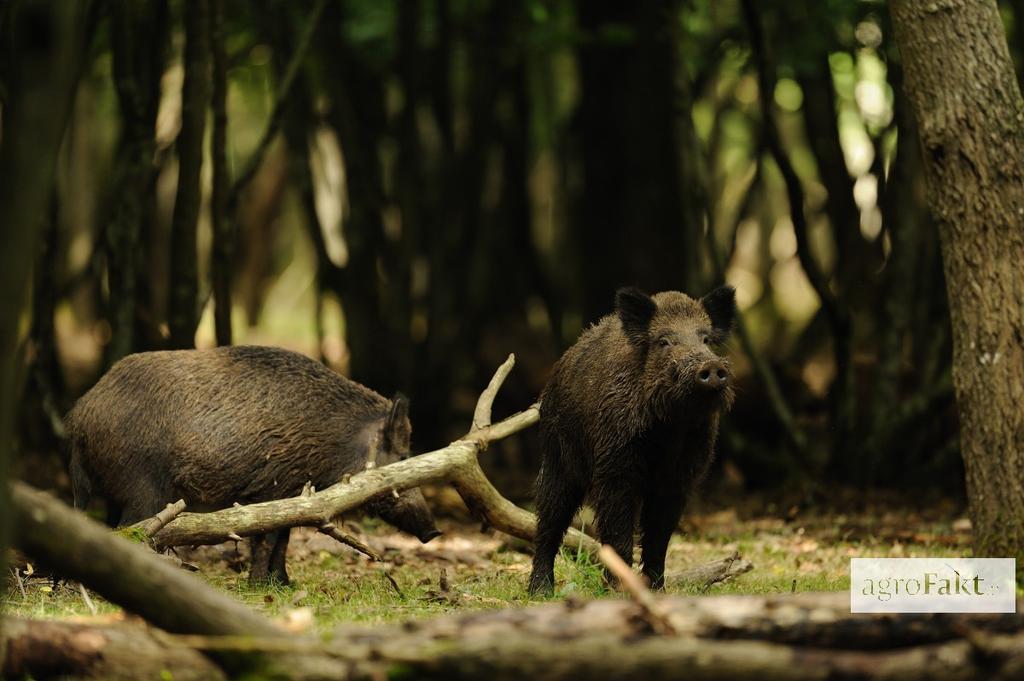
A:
[7, 0, 1016, 504]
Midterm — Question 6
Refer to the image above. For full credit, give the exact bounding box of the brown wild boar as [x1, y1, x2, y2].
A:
[66, 345, 440, 583]
[528, 286, 736, 594]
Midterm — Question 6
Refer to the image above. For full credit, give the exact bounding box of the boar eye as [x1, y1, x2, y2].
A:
[659, 337, 672, 348]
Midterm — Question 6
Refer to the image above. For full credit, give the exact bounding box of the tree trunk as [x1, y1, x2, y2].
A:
[0, 0, 86, 658]
[167, 0, 211, 349]
[107, 0, 169, 363]
[209, 0, 231, 346]
[575, 0, 690, 322]
[890, 0, 1024, 568]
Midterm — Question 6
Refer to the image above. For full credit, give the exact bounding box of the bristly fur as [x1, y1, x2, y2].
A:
[529, 287, 737, 594]
[66, 345, 439, 583]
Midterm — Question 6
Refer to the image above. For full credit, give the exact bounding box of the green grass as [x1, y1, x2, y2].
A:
[2, 507, 981, 629]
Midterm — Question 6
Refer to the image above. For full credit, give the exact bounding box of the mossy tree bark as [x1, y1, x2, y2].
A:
[890, 0, 1024, 566]
[167, 0, 211, 349]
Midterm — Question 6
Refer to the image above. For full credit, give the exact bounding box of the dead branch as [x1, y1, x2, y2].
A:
[78, 582, 97, 616]
[301, 481, 381, 561]
[130, 499, 187, 538]
[319, 522, 381, 562]
[670, 550, 753, 590]
[150, 355, 596, 559]
[8, 482, 338, 679]
[471, 353, 516, 431]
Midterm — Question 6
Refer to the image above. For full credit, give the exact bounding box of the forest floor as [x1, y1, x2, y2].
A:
[3, 493, 974, 630]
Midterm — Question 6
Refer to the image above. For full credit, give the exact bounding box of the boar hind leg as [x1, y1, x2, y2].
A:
[267, 529, 290, 584]
[249, 531, 289, 585]
[248, 534, 273, 584]
[528, 457, 586, 595]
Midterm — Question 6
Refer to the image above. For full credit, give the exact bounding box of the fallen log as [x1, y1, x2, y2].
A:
[1, 617, 227, 681]
[9, 482, 339, 679]
[5, 593, 1024, 680]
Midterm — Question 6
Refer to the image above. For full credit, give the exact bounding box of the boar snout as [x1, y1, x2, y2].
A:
[696, 358, 730, 391]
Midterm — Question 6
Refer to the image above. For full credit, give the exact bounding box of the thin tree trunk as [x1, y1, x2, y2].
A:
[22, 192, 67, 452]
[209, 0, 231, 346]
[167, 0, 211, 349]
[865, 69, 927, 478]
[890, 0, 1024, 567]
[741, 0, 856, 472]
[107, 0, 168, 363]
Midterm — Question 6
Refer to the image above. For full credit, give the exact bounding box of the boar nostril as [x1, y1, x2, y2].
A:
[699, 369, 711, 381]
[716, 369, 728, 381]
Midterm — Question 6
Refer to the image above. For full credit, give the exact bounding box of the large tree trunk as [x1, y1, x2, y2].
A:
[890, 0, 1024, 567]
[574, 0, 691, 323]
[0, 0, 87, 661]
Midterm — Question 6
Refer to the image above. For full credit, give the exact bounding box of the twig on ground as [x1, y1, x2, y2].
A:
[383, 571, 405, 599]
[597, 545, 678, 635]
[319, 522, 381, 561]
[11, 567, 26, 599]
[79, 582, 98, 616]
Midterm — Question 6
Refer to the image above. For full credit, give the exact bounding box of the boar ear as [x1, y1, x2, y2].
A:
[616, 287, 656, 345]
[701, 285, 736, 335]
[384, 393, 411, 451]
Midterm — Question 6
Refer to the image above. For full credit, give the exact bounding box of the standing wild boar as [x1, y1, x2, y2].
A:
[528, 286, 736, 594]
[66, 345, 440, 584]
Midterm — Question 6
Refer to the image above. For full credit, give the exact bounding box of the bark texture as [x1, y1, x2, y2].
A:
[9, 482, 340, 679]
[209, 0, 231, 346]
[168, 0, 211, 349]
[107, 0, 168, 363]
[2, 618, 227, 681]
[5, 594, 1024, 681]
[0, 0, 86, 659]
[890, 0, 1024, 565]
